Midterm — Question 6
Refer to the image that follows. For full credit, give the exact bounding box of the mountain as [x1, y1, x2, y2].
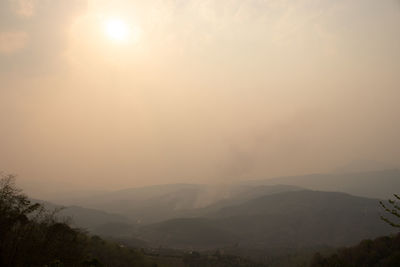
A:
[32, 199, 131, 232]
[52, 184, 301, 224]
[133, 190, 394, 250]
[331, 160, 398, 174]
[58, 206, 132, 231]
[41, 169, 400, 228]
[245, 169, 400, 199]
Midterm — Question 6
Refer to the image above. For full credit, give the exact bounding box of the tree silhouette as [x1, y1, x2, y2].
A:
[380, 194, 400, 228]
[0, 173, 156, 267]
[0, 174, 84, 266]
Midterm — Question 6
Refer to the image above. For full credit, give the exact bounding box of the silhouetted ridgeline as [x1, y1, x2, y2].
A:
[0, 174, 265, 266]
[247, 169, 400, 199]
[3, 171, 400, 266]
[48, 170, 400, 228]
[0, 174, 156, 266]
[133, 190, 394, 250]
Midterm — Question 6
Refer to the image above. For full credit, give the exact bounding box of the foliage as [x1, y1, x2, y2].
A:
[380, 194, 400, 228]
[310, 233, 400, 267]
[0, 174, 84, 266]
[310, 195, 400, 266]
[0, 173, 154, 267]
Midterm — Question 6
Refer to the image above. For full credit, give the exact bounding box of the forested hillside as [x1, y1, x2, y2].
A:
[310, 234, 400, 266]
[0, 174, 266, 266]
[0, 174, 157, 266]
[133, 190, 394, 250]
[2, 173, 399, 266]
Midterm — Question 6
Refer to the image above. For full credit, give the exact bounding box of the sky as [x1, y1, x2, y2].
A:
[0, 0, 400, 197]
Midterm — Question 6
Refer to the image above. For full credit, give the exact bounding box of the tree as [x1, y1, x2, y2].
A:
[0, 173, 156, 267]
[0, 173, 44, 266]
[380, 194, 400, 228]
[0, 173, 85, 266]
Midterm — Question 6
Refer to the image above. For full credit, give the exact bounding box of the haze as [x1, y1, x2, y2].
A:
[1, 0, 399, 198]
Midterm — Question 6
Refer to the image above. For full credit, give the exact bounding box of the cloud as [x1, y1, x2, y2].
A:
[10, 0, 36, 18]
[0, 0, 87, 75]
[0, 31, 28, 54]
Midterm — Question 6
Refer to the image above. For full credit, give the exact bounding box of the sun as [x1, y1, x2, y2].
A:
[105, 19, 130, 42]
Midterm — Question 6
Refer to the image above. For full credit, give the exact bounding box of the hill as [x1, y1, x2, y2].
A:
[310, 233, 400, 266]
[245, 169, 400, 199]
[2, 174, 265, 267]
[32, 199, 132, 232]
[133, 190, 395, 250]
[52, 184, 300, 224]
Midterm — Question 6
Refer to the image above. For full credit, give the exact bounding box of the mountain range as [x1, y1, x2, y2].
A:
[36, 169, 399, 252]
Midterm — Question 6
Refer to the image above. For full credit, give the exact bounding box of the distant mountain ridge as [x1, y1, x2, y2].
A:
[244, 169, 400, 199]
[32, 199, 132, 231]
[134, 190, 394, 250]
[53, 184, 301, 224]
[30, 169, 400, 252]
[42, 169, 400, 221]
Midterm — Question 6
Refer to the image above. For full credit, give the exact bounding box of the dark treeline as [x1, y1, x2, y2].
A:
[310, 233, 400, 267]
[310, 193, 400, 267]
[0, 174, 153, 267]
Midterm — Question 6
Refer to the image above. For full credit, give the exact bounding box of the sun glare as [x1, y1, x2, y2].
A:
[105, 19, 129, 42]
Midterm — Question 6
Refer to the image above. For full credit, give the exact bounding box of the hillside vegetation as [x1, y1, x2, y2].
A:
[0, 174, 158, 266]
[0, 174, 267, 266]
[310, 234, 400, 266]
[134, 190, 394, 250]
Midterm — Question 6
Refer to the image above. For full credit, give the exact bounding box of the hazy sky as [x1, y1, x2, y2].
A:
[1, 0, 400, 196]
